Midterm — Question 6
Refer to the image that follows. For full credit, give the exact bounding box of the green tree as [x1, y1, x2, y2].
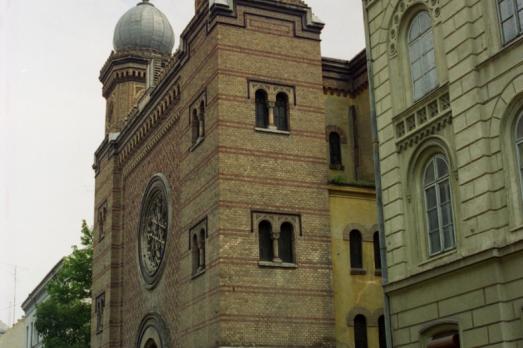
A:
[35, 220, 93, 348]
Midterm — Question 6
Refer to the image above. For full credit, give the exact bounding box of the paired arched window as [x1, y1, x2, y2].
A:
[279, 223, 294, 263]
[329, 132, 342, 167]
[354, 314, 368, 348]
[349, 230, 363, 269]
[259, 221, 273, 262]
[373, 232, 381, 271]
[258, 220, 295, 263]
[378, 315, 386, 348]
[516, 112, 523, 197]
[274, 92, 289, 131]
[408, 11, 437, 100]
[424, 154, 455, 255]
[255, 89, 269, 128]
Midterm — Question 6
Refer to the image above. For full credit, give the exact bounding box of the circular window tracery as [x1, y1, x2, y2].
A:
[138, 174, 171, 289]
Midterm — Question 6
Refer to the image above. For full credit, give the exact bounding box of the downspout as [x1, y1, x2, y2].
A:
[361, 2, 394, 348]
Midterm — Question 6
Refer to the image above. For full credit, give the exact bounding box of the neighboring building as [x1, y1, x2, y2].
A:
[364, 0, 523, 346]
[0, 319, 25, 348]
[91, 0, 382, 347]
[323, 55, 386, 348]
[21, 259, 64, 348]
[0, 321, 7, 337]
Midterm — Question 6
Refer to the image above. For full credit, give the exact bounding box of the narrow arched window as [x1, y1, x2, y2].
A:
[329, 132, 342, 167]
[424, 155, 455, 255]
[199, 101, 205, 138]
[373, 231, 381, 271]
[255, 90, 269, 128]
[408, 11, 437, 101]
[259, 221, 273, 261]
[192, 109, 199, 144]
[191, 234, 199, 274]
[354, 314, 368, 348]
[274, 92, 289, 131]
[199, 229, 206, 269]
[279, 222, 294, 263]
[516, 112, 523, 197]
[378, 315, 386, 348]
[349, 230, 363, 269]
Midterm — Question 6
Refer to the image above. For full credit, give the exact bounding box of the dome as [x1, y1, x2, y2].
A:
[113, 0, 175, 54]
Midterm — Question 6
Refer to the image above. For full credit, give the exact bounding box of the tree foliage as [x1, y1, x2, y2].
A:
[35, 220, 93, 348]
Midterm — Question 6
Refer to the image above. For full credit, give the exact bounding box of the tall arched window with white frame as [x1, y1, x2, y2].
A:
[516, 111, 523, 196]
[424, 154, 455, 255]
[408, 11, 438, 101]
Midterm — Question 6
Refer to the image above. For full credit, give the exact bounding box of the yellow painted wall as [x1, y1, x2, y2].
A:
[329, 185, 383, 348]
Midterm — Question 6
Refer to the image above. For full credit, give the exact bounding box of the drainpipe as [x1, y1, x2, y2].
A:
[361, 2, 394, 348]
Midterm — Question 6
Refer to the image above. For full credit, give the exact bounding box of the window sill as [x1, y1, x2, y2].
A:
[255, 127, 290, 135]
[189, 137, 204, 152]
[350, 268, 367, 275]
[418, 248, 457, 267]
[191, 268, 206, 279]
[329, 164, 344, 170]
[258, 260, 297, 268]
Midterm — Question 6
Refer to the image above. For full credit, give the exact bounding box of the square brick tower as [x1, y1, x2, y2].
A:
[91, 1, 335, 347]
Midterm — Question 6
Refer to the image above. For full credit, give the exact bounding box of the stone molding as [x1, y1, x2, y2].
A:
[135, 313, 170, 348]
[342, 223, 378, 242]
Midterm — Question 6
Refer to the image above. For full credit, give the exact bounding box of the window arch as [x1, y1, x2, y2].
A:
[424, 154, 455, 255]
[255, 89, 269, 128]
[279, 222, 294, 263]
[373, 231, 382, 271]
[516, 112, 523, 197]
[145, 339, 158, 348]
[259, 221, 273, 262]
[274, 92, 289, 131]
[349, 230, 363, 269]
[408, 11, 437, 101]
[329, 132, 342, 167]
[378, 315, 386, 348]
[354, 314, 368, 348]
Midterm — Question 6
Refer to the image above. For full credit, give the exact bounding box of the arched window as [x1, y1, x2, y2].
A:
[408, 11, 437, 101]
[373, 231, 381, 271]
[199, 229, 206, 270]
[378, 315, 386, 348]
[145, 338, 158, 348]
[279, 222, 294, 263]
[424, 154, 455, 255]
[259, 221, 273, 261]
[329, 132, 342, 167]
[199, 101, 205, 138]
[274, 92, 289, 131]
[255, 89, 269, 128]
[192, 109, 199, 144]
[516, 112, 523, 197]
[354, 314, 368, 348]
[349, 230, 363, 269]
[191, 234, 199, 275]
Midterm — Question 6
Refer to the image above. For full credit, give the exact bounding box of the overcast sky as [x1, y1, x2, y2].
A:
[0, 0, 365, 326]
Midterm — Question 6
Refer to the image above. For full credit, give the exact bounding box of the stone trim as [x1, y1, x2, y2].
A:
[342, 223, 376, 242]
[251, 211, 302, 236]
[387, 0, 442, 58]
[346, 307, 382, 327]
[135, 313, 170, 348]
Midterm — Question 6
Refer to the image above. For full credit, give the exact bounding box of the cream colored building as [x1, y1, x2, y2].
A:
[0, 319, 25, 348]
[363, 0, 523, 346]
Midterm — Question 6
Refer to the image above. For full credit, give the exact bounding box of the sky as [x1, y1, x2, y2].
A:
[0, 0, 365, 326]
